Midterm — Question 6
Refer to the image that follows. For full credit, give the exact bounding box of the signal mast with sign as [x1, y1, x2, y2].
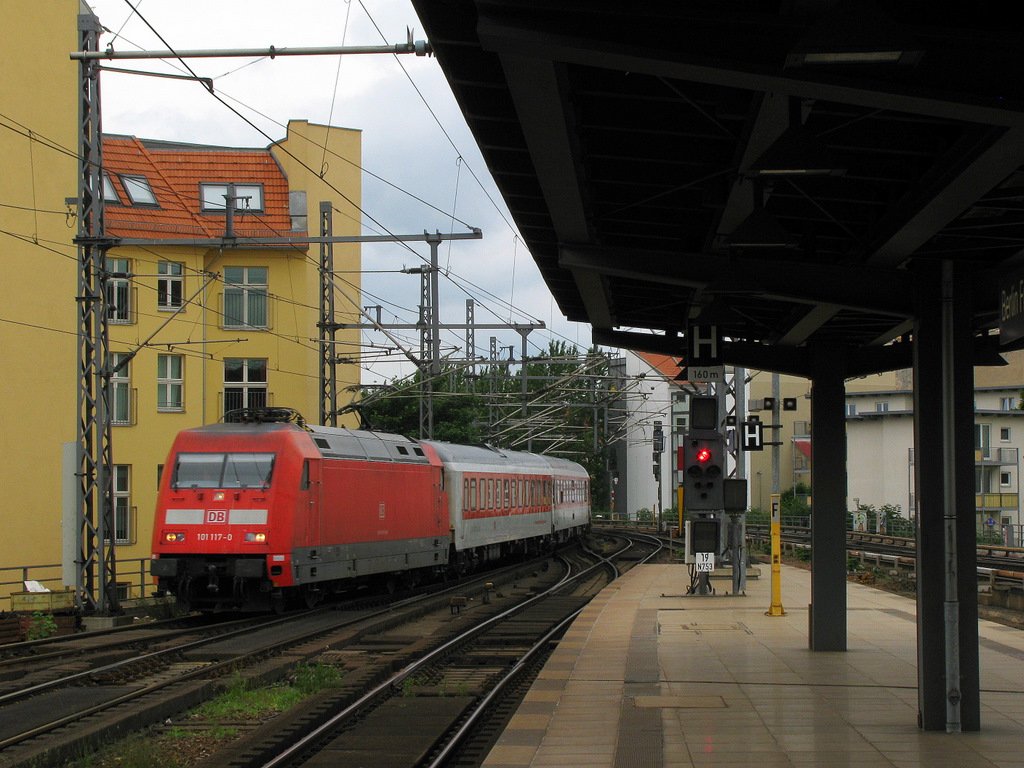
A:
[682, 395, 747, 595]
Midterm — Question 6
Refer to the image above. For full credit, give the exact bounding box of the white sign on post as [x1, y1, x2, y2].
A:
[695, 552, 715, 572]
[689, 365, 725, 383]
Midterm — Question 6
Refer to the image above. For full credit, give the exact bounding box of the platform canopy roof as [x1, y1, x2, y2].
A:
[411, 0, 1024, 377]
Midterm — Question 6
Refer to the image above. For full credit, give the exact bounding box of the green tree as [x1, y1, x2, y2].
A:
[351, 363, 488, 444]
[350, 342, 615, 513]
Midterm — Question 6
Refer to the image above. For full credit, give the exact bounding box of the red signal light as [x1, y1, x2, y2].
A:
[695, 447, 712, 464]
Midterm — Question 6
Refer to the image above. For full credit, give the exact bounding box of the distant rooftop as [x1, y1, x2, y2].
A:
[102, 135, 295, 243]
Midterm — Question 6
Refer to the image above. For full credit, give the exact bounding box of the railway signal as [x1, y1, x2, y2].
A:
[683, 430, 725, 511]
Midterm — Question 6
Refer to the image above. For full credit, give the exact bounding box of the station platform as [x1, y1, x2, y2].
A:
[483, 563, 1024, 768]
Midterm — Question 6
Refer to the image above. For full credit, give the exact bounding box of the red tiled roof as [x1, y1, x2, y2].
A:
[102, 136, 296, 243]
[636, 351, 686, 383]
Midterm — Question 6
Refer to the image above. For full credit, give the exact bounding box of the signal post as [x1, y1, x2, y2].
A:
[681, 392, 749, 594]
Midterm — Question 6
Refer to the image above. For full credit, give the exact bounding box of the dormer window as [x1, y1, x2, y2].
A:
[102, 174, 120, 203]
[121, 175, 157, 206]
[200, 183, 264, 213]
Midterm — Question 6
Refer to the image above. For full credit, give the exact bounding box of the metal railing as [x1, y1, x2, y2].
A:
[0, 556, 155, 612]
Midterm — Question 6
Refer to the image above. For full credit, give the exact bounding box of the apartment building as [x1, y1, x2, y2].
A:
[0, 1, 362, 603]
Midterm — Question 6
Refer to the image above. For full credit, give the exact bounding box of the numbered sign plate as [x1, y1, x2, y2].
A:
[695, 552, 715, 572]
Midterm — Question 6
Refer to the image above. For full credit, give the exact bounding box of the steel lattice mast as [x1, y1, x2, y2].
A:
[74, 12, 120, 614]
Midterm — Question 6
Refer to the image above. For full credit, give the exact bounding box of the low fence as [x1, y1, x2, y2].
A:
[0, 557, 154, 612]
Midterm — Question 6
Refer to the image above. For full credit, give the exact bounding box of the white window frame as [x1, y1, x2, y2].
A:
[107, 257, 132, 324]
[157, 262, 184, 310]
[157, 354, 184, 412]
[223, 266, 268, 329]
[110, 352, 131, 426]
[113, 465, 131, 544]
[102, 174, 120, 203]
[1001, 396, 1016, 411]
[224, 358, 268, 415]
[1000, 470, 1012, 488]
[845, 402, 857, 416]
[874, 402, 888, 413]
[121, 175, 157, 206]
[1000, 426, 1011, 443]
[200, 183, 264, 212]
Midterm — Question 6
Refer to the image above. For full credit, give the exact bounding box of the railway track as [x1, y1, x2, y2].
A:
[745, 523, 1024, 577]
[133, 532, 659, 768]
[192, 532, 659, 768]
[0, 555, 569, 768]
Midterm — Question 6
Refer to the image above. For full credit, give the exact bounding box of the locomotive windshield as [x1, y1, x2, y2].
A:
[173, 452, 275, 489]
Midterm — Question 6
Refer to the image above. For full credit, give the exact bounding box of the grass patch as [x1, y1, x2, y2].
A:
[195, 664, 344, 720]
[68, 663, 344, 768]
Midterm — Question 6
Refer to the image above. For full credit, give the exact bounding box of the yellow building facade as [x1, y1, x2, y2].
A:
[0, 3, 362, 607]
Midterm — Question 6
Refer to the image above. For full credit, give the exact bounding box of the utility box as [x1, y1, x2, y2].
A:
[10, 588, 76, 613]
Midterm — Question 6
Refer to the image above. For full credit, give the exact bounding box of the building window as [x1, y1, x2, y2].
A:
[223, 266, 268, 328]
[976, 423, 991, 459]
[874, 402, 888, 413]
[157, 354, 184, 411]
[200, 183, 264, 212]
[110, 352, 131, 425]
[1001, 396, 1017, 411]
[224, 358, 267, 414]
[1001, 471, 1012, 487]
[121, 175, 157, 206]
[845, 403, 857, 416]
[102, 174, 120, 203]
[107, 258, 132, 324]
[113, 465, 131, 544]
[157, 262, 184, 309]
[1001, 426, 1011, 442]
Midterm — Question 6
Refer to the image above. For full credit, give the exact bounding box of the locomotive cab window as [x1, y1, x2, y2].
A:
[173, 452, 275, 489]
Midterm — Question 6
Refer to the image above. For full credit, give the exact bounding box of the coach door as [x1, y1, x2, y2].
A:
[297, 458, 321, 549]
[435, 465, 445, 532]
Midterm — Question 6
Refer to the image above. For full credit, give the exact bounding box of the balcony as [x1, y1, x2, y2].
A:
[975, 447, 1018, 466]
[976, 492, 1019, 511]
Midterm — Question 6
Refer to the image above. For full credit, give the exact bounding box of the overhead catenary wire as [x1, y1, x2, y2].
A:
[5, 6, 602, 399]
[98, 3, 581, 357]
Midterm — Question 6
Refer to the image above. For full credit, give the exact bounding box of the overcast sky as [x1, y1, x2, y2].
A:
[84, 0, 594, 383]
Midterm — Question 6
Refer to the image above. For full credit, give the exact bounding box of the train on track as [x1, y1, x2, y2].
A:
[150, 408, 591, 611]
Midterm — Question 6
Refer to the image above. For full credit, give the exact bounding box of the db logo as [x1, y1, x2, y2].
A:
[206, 510, 228, 524]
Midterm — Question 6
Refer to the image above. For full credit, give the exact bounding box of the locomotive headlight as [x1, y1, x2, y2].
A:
[164, 532, 185, 543]
[213, 491, 226, 502]
[244, 532, 267, 543]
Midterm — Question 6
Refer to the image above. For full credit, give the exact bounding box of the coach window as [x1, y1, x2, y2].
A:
[470, 479, 477, 511]
[487, 479, 493, 509]
[463, 479, 470, 511]
[503, 479, 510, 508]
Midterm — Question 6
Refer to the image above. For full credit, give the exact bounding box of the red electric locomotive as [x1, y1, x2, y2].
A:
[151, 409, 589, 611]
